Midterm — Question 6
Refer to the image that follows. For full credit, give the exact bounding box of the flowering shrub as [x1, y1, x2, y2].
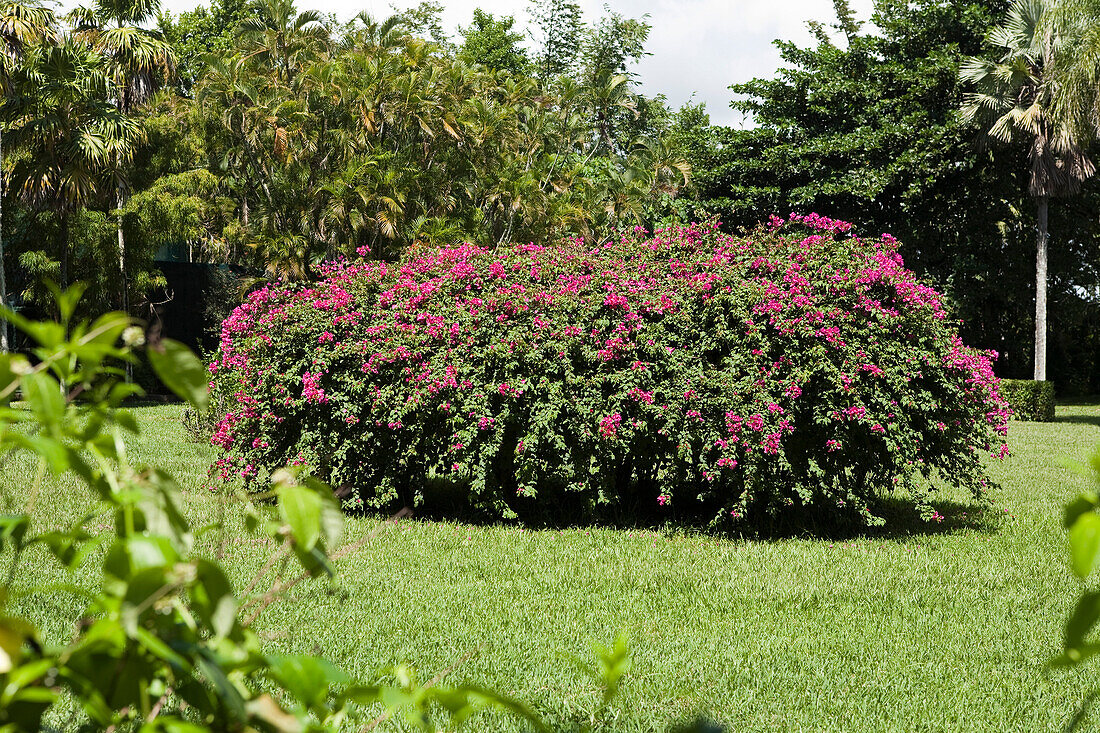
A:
[208, 215, 1010, 527]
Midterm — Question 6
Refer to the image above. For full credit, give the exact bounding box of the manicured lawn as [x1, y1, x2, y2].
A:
[4, 403, 1100, 730]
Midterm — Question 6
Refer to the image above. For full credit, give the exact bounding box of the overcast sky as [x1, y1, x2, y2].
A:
[147, 0, 877, 127]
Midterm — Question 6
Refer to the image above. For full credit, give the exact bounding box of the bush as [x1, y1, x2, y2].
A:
[998, 378, 1055, 422]
[208, 214, 1010, 528]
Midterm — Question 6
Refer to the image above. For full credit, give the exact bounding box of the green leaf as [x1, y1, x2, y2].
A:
[0, 355, 28, 406]
[46, 281, 87, 325]
[0, 515, 29, 553]
[0, 615, 37, 673]
[264, 653, 349, 712]
[121, 566, 173, 634]
[1065, 592, 1100, 652]
[139, 717, 211, 733]
[103, 536, 177, 581]
[443, 684, 552, 732]
[1066, 494, 1099, 529]
[22, 372, 66, 426]
[338, 684, 382, 706]
[147, 339, 209, 410]
[196, 657, 248, 721]
[133, 626, 192, 672]
[279, 484, 322, 552]
[143, 469, 194, 554]
[33, 528, 98, 569]
[191, 559, 238, 640]
[1070, 513, 1100, 579]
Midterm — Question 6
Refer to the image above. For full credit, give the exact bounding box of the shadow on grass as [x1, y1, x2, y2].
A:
[701, 494, 998, 542]
[847, 495, 998, 540]
[370, 492, 997, 544]
[1054, 414, 1100, 428]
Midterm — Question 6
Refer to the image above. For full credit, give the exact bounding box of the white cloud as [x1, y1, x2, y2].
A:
[148, 0, 876, 126]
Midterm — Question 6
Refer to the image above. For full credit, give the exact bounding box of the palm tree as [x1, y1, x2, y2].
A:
[3, 37, 142, 289]
[585, 71, 635, 153]
[237, 0, 328, 87]
[960, 0, 1095, 382]
[0, 0, 56, 351]
[68, 0, 174, 324]
[1044, 0, 1100, 142]
[344, 11, 406, 55]
[197, 54, 261, 232]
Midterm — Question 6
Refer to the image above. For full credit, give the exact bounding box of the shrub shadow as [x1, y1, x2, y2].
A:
[817, 495, 997, 541]
[1054, 414, 1100, 428]
[367, 492, 997, 543]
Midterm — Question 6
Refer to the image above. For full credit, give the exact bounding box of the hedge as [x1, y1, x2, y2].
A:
[999, 379, 1055, 422]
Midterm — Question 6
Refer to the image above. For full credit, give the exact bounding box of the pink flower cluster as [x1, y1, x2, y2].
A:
[599, 413, 622, 439]
[302, 371, 328, 403]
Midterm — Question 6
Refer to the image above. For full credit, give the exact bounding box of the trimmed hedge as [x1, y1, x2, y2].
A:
[999, 379, 1055, 422]
[208, 215, 1010, 528]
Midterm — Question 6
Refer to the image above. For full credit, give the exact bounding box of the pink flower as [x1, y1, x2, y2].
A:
[843, 405, 866, 420]
[599, 413, 622, 439]
[302, 371, 329, 403]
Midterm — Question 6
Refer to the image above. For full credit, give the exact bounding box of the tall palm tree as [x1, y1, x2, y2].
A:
[960, 0, 1095, 382]
[3, 37, 141, 289]
[68, 0, 174, 324]
[585, 72, 635, 154]
[0, 0, 56, 351]
[197, 54, 261, 231]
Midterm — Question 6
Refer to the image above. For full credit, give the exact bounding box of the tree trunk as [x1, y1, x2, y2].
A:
[0, 124, 8, 353]
[59, 212, 69, 289]
[1034, 195, 1049, 382]
[117, 187, 128, 315]
[117, 185, 132, 381]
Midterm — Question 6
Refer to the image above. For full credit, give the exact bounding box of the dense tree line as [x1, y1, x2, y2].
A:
[1, 0, 1099, 391]
[675, 0, 1100, 391]
[0, 0, 690, 319]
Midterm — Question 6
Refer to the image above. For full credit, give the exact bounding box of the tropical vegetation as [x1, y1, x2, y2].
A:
[0, 0, 1099, 728]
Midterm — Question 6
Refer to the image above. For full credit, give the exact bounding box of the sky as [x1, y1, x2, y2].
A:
[148, 0, 878, 128]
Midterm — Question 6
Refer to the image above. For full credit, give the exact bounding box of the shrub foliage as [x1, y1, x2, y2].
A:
[998, 378, 1055, 422]
[209, 215, 1009, 527]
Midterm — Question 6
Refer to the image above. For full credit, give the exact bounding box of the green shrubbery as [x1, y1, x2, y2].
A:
[998, 379, 1056, 422]
[208, 215, 1010, 528]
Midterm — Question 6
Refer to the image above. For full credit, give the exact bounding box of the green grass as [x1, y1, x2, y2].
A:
[4, 403, 1100, 731]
